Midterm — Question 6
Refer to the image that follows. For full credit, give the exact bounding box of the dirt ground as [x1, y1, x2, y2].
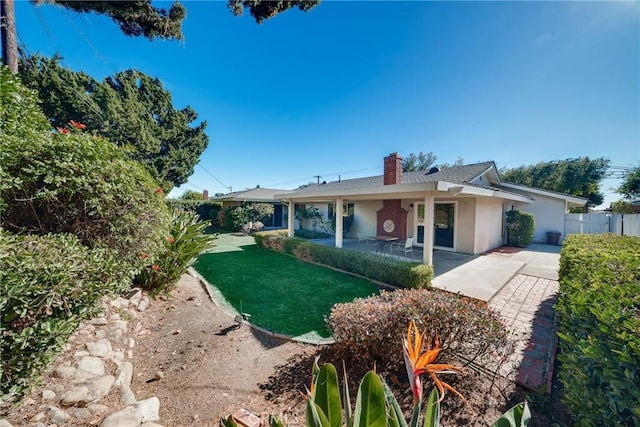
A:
[131, 273, 317, 426]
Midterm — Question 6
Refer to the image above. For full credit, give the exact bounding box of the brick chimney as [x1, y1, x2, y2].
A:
[202, 190, 209, 200]
[383, 152, 403, 185]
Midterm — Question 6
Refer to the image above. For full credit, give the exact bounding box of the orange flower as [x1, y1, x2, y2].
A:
[57, 127, 70, 134]
[69, 120, 86, 129]
[154, 188, 164, 194]
[403, 320, 464, 404]
[152, 265, 161, 271]
[167, 237, 175, 244]
[140, 253, 149, 259]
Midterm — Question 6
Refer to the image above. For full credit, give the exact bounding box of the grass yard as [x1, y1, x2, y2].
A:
[194, 233, 380, 339]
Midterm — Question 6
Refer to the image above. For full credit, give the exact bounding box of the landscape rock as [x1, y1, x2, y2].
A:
[87, 403, 109, 415]
[137, 296, 150, 312]
[100, 406, 142, 427]
[140, 423, 164, 427]
[60, 386, 89, 406]
[80, 375, 115, 404]
[95, 329, 107, 339]
[134, 397, 160, 423]
[45, 405, 71, 424]
[86, 339, 113, 357]
[115, 362, 134, 387]
[68, 407, 92, 421]
[53, 366, 76, 379]
[41, 389, 56, 401]
[0, 420, 14, 427]
[119, 383, 137, 406]
[30, 412, 46, 422]
[75, 357, 105, 380]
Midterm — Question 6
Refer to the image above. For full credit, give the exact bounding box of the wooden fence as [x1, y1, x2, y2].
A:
[564, 213, 640, 237]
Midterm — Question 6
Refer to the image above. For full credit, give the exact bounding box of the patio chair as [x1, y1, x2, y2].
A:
[357, 234, 376, 251]
[391, 236, 414, 261]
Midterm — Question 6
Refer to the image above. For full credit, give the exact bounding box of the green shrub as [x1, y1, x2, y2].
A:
[327, 289, 510, 394]
[165, 199, 222, 222]
[0, 231, 130, 399]
[0, 70, 170, 274]
[294, 229, 331, 239]
[254, 234, 433, 288]
[134, 210, 216, 296]
[505, 210, 535, 247]
[556, 234, 640, 426]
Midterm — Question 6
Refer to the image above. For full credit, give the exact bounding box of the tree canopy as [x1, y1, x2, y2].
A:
[500, 157, 610, 210]
[19, 55, 209, 192]
[179, 190, 204, 200]
[34, 0, 320, 41]
[402, 151, 464, 172]
[617, 165, 640, 201]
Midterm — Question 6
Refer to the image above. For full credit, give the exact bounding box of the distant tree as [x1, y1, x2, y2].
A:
[228, 0, 320, 23]
[611, 201, 636, 214]
[402, 152, 464, 172]
[617, 165, 640, 201]
[179, 190, 203, 200]
[38, 0, 187, 40]
[402, 152, 437, 172]
[19, 55, 209, 192]
[501, 157, 610, 212]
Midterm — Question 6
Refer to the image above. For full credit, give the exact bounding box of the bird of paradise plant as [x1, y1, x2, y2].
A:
[221, 321, 531, 427]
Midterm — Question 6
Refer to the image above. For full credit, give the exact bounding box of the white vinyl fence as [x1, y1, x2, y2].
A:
[564, 213, 640, 237]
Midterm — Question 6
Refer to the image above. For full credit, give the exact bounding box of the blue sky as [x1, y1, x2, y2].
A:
[15, 1, 640, 206]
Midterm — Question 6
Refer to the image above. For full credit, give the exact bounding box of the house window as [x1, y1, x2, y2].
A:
[294, 203, 306, 215]
[328, 203, 354, 218]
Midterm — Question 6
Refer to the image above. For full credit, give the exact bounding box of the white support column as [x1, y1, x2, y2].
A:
[287, 200, 295, 237]
[335, 197, 344, 248]
[423, 193, 434, 266]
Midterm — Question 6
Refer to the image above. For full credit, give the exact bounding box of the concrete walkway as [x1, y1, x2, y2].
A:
[432, 243, 561, 393]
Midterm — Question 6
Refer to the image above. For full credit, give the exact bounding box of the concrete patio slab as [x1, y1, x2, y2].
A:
[431, 254, 524, 301]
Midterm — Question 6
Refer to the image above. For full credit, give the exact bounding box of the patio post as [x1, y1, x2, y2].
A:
[423, 193, 434, 265]
[287, 200, 294, 237]
[335, 197, 343, 248]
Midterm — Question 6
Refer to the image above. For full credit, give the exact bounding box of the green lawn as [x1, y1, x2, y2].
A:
[194, 233, 380, 339]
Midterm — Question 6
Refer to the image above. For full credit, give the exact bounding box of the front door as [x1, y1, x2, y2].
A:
[414, 202, 456, 249]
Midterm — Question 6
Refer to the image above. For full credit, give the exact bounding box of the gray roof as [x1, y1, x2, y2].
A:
[288, 161, 496, 196]
[212, 187, 290, 203]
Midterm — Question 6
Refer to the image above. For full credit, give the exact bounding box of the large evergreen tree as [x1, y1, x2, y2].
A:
[617, 165, 640, 201]
[501, 157, 610, 211]
[20, 55, 209, 192]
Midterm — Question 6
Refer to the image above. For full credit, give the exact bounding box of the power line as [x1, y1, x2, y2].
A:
[197, 164, 231, 192]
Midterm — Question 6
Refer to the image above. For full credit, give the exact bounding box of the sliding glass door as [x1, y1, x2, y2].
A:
[415, 202, 455, 249]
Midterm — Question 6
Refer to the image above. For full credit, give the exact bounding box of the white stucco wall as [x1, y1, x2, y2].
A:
[454, 198, 476, 254]
[474, 197, 505, 253]
[510, 194, 567, 244]
[351, 200, 382, 237]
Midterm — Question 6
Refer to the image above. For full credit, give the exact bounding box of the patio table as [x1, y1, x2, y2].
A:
[375, 236, 399, 254]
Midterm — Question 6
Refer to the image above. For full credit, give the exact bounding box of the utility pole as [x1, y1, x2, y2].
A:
[313, 175, 322, 184]
[1, 0, 18, 74]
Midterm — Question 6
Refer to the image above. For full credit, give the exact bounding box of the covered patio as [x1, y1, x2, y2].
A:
[306, 237, 477, 278]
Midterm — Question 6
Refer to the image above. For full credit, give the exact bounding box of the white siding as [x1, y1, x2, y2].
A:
[474, 197, 505, 254]
[351, 200, 382, 237]
[510, 194, 567, 244]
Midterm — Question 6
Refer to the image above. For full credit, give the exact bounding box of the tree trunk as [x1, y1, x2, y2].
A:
[1, 0, 18, 74]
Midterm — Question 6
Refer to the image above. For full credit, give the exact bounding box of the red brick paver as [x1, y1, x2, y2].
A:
[488, 273, 559, 393]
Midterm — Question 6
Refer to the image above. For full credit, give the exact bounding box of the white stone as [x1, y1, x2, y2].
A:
[111, 320, 129, 332]
[30, 412, 46, 422]
[89, 317, 108, 325]
[60, 386, 89, 406]
[100, 406, 142, 427]
[128, 338, 135, 349]
[75, 357, 105, 380]
[82, 324, 96, 333]
[115, 362, 134, 387]
[109, 313, 121, 321]
[141, 423, 164, 427]
[120, 383, 137, 406]
[86, 339, 112, 358]
[95, 329, 107, 339]
[127, 309, 138, 320]
[127, 349, 134, 359]
[41, 389, 56, 401]
[107, 328, 123, 342]
[68, 407, 92, 421]
[134, 397, 160, 423]
[81, 375, 114, 404]
[53, 366, 76, 379]
[73, 350, 90, 358]
[87, 403, 109, 415]
[128, 289, 142, 306]
[109, 299, 122, 309]
[110, 350, 125, 365]
[137, 297, 150, 312]
[117, 297, 130, 308]
[45, 406, 71, 424]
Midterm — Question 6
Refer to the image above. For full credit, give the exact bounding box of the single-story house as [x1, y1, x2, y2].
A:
[275, 153, 587, 265]
[212, 187, 290, 229]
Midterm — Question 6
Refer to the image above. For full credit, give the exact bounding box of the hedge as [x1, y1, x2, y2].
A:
[165, 199, 222, 222]
[254, 233, 433, 289]
[0, 232, 131, 399]
[556, 234, 640, 425]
